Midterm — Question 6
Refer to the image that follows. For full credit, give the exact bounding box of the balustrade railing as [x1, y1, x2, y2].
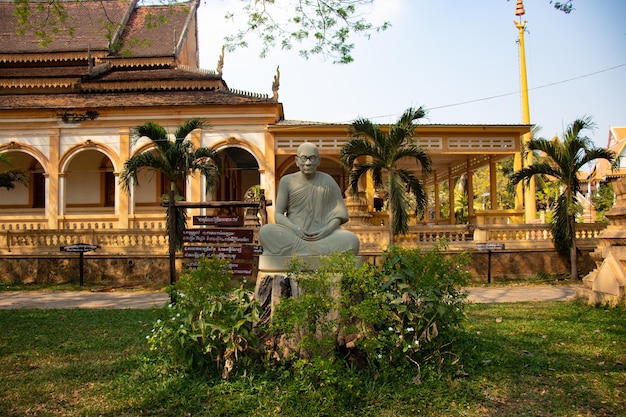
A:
[0, 229, 169, 255]
[59, 215, 120, 230]
[0, 221, 607, 255]
[477, 223, 605, 250]
[0, 211, 170, 232]
[398, 225, 474, 245]
[0, 212, 49, 230]
[129, 213, 167, 230]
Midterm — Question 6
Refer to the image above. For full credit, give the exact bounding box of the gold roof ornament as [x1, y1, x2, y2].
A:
[272, 65, 280, 101]
[515, 0, 526, 17]
[217, 46, 224, 76]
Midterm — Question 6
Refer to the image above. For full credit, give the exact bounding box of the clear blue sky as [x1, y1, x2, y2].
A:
[197, 0, 625, 147]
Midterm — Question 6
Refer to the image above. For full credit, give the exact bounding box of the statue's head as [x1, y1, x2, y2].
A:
[295, 142, 320, 176]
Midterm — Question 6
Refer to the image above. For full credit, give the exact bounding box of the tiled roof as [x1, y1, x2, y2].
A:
[0, 66, 89, 78]
[88, 66, 220, 83]
[588, 126, 626, 181]
[0, 0, 197, 60]
[0, 0, 135, 54]
[608, 126, 626, 147]
[0, 64, 226, 93]
[111, 2, 197, 58]
[0, 90, 275, 110]
[274, 120, 345, 126]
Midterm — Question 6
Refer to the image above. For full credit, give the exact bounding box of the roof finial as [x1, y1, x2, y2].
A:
[272, 65, 280, 101]
[217, 46, 224, 76]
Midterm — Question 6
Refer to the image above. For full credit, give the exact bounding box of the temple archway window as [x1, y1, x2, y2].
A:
[0, 152, 44, 210]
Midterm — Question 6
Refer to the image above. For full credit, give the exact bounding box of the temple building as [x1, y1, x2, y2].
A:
[2, 0, 603, 284]
[0, 0, 530, 229]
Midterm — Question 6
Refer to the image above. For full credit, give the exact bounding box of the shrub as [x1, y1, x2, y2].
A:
[146, 257, 260, 378]
[148, 245, 469, 381]
[270, 243, 470, 377]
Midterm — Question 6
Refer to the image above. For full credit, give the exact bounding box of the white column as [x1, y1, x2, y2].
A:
[58, 174, 66, 216]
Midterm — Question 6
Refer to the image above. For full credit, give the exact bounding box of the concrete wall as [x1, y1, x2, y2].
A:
[362, 249, 596, 283]
[0, 249, 596, 287]
[0, 255, 170, 288]
[465, 249, 596, 282]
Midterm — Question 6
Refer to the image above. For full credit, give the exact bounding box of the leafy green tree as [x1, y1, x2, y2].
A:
[511, 116, 614, 280]
[12, 1, 574, 64]
[548, 0, 574, 13]
[119, 118, 221, 249]
[0, 153, 29, 190]
[468, 161, 517, 214]
[12, 0, 390, 64]
[591, 181, 615, 222]
[340, 107, 432, 245]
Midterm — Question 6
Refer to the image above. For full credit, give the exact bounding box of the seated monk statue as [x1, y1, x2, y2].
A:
[259, 142, 360, 258]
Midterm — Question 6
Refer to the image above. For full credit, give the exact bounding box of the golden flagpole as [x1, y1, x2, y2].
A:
[514, 0, 537, 222]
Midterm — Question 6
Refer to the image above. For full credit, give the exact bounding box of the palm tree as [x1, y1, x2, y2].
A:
[119, 119, 222, 249]
[340, 107, 432, 245]
[0, 153, 29, 190]
[511, 116, 614, 280]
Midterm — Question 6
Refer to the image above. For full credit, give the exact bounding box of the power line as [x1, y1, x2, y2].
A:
[425, 63, 626, 112]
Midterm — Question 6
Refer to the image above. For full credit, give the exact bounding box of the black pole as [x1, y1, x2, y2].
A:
[168, 189, 176, 286]
[79, 252, 84, 286]
[487, 250, 492, 284]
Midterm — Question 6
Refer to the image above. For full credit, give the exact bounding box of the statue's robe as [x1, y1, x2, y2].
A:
[259, 172, 359, 256]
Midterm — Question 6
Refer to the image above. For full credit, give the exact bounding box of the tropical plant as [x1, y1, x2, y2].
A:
[147, 256, 260, 378]
[0, 153, 29, 190]
[119, 118, 221, 249]
[591, 181, 615, 222]
[270, 246, 469, 376]
[510, 116, 614, 280]
[340, 107, 432, 245]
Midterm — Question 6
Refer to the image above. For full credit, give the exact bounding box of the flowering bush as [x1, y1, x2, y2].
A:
[148, 244, 468, 381]
[344, 243, 470, 372]
[146, 257, 260, 378]
[269, 243, 469, 375]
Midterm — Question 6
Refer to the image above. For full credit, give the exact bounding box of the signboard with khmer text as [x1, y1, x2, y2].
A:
[183, 215, 262, 278]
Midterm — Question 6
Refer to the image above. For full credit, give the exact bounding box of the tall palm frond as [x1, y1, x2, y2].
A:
[119, 119, 222, 250]
[341, 106, 432, 245]
[190, 147, 222, 191]
[119, 152, 170, 192]
[0, 169, 29, 190]
[0, 153, 29, 190]
[552, 193, 577, 254]
[510, 116, 614, 280]
[174, 118, 204, 142]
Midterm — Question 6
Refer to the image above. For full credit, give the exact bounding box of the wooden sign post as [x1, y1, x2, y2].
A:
[163, 192, 271, 285]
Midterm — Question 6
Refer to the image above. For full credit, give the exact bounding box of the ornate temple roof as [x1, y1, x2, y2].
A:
[0, 0, 277, 108]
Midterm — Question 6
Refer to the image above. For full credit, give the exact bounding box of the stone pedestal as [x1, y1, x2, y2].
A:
[344, 189, 372, 227]
[254, 270, 300, 326]
[577, 177, 626, 305]
[254, 255, 360, 324]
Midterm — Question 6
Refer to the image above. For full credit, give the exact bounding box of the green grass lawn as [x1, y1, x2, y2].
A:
[1, 301, 624, 416]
